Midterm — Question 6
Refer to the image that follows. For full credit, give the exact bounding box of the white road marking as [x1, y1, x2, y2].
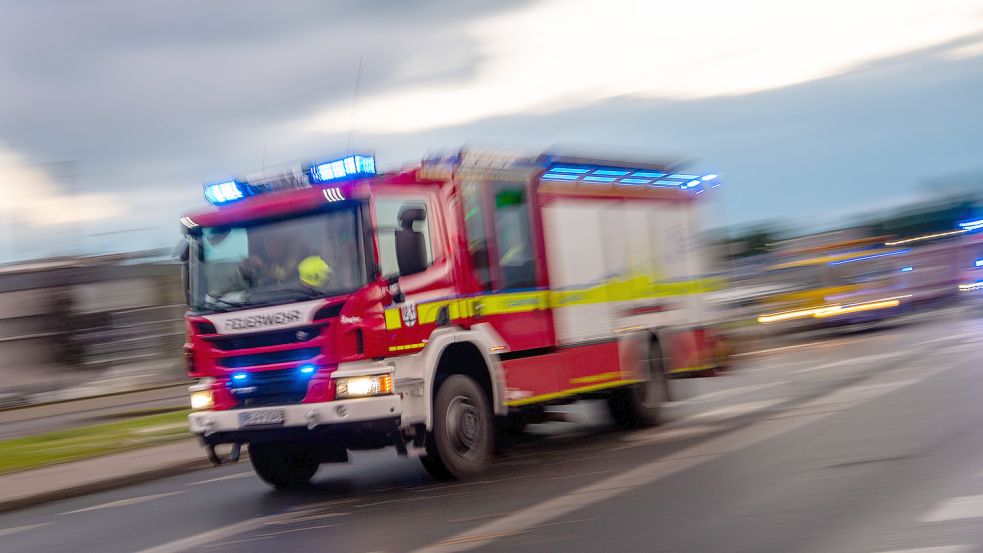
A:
[731, 340, 845, 357]
[741, 359, 812, 373]
[871, 547, 972, 553]
[794, 352, 905, 374]
[616, 424, 723, 449]
[0, 523, 51, 538]
[134, 516, 279, 553]
[62, 491, 184, 515]
[409, 365, 949, 553]
[921, 494, 983, 522]
[189, 471, 253, 486]
[685, 399, 785, 421]
[671, 382, 784, 405]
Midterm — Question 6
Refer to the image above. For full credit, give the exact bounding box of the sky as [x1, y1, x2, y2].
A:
[1, 0, 983, 261]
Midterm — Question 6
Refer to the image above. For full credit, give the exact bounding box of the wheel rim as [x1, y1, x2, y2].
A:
[445, 395, 483, 459]
[639, 349, 666, 409]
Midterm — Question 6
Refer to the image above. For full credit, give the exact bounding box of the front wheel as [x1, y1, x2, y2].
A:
[249, 442, 320, 489]
[607, 340, 668, 428]
[420, 375, 494, 481]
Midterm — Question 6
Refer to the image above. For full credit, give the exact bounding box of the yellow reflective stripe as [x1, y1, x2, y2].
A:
[388, 342, 425, 352]
[476, 291, 548, 315]
[668, 364, 715, 374]
[382, 275, 720, 329]
[569, 371, 622, 385]
[549, 277, 720, 308]
[417, 300, 449, 325]
[385, 308, 402, 330]
[505, 379, 642, 407]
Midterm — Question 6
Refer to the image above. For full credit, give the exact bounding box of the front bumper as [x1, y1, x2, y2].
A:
[189, 395, 402, 447]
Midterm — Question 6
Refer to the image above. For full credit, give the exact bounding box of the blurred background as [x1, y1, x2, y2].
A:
[3, 3, 983, 553]
[3, 1, 983, 406]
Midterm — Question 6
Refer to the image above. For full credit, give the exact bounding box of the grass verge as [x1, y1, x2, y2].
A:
[0, 410, 192, 475]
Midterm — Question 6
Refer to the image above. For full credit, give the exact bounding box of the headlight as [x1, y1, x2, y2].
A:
[189, 379, 214, 410]
[335, 374, 393, 399]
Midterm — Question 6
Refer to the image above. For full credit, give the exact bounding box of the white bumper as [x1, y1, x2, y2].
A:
[188, 395, 401, 436]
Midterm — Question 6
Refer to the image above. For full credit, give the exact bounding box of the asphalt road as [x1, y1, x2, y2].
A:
[2, 309, 982, 553]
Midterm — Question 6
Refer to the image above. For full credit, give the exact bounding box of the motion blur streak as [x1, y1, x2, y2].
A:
[885, 229, 968, 245]
[812, 298, 902, 318]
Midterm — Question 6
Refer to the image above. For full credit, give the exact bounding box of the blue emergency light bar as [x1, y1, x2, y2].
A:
[541, 163, 720, 190]
[959, 218, 983, 232]
[203, 180, 248, 205]
[307, 154, 376, 184]
[203, 154, 377, 206]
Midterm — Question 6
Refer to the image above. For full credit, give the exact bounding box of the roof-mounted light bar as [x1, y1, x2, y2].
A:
[203, 180, 248, 206]
[541, 163, 720, 191]
[202, 154, 377, 206]
[306, 154, 376, 185]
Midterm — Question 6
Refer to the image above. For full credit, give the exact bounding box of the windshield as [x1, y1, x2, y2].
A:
[188, 207, 367, 313]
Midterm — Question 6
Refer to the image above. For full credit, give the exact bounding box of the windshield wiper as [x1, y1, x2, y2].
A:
[202, 296, 247, 312]
[246, 287, 322, 304]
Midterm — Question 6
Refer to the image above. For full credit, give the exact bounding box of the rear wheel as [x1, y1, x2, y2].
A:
[607, 340, 668, 428]
[249, 442, 319, 489]
[420, 375, 494, 481]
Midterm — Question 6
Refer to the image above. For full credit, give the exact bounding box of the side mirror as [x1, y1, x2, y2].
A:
[173, 240, 191, 307]
[385, 275, 406, 304]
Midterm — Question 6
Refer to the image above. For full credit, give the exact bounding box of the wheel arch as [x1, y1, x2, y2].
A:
[418, 329, 506, 430]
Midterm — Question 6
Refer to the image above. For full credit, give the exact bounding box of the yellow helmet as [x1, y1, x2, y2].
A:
[298, 256, 331, 287]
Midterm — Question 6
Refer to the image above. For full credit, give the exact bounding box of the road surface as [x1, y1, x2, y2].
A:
[1, 309, 981, 553]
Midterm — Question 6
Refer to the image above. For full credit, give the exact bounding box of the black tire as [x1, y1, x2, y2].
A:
[249, 442, 320, 489]
[607, 340, 668, 428]
[419, 375, 494, 481]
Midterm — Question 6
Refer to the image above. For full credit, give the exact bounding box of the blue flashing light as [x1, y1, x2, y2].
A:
[231, 372, 248, 381]
[975, 259, 983, 267]
[901, 266, 913, 272]
[308, 154, 376, 184]
[203, 180, 247, 205]
[541, 163, 718, 192]
[961, 219, 983, 232]
[829, 249, 911, 266]
[299, 365, 316, 375]
[542, 172, 579, 180]
[593, 169, 630, 176]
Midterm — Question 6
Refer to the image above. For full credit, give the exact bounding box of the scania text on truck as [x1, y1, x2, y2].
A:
[178, 149, 726, 488]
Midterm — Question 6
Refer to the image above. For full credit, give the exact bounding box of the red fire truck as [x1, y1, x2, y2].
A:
[179, 149, 725, 488]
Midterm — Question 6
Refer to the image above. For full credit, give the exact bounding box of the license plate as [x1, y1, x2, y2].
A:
[239, 409, 285, 427]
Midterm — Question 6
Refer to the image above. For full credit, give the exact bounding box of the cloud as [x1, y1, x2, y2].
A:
[303, 0, 983, 134]
[0, 0, 982, 260]
[0, 146, 127, 227]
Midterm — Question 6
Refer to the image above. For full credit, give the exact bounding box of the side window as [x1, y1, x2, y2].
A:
[493, 184, 536, 289]
[375, 198, 433, 278]
[462, 181, 493, 290]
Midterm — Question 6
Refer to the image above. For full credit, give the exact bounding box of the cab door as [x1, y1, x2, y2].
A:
[371, 189, 455, 354]
[460, 177, 555, 352]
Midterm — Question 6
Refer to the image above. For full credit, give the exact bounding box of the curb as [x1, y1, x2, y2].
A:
[0, 457, 213, 515]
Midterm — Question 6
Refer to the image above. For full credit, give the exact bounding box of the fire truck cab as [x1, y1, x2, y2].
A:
[180, 150, 724, 488]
